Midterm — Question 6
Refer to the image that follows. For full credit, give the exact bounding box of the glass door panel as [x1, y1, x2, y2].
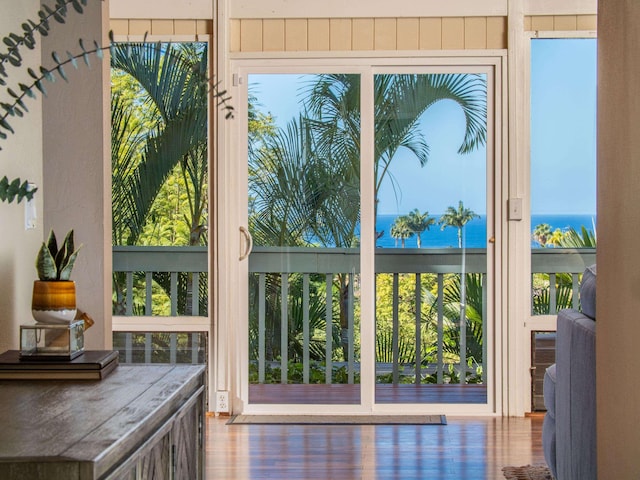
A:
[530, 39, 597, 317]
[247, 74, 361, 405]
[373, 72, 489, 404]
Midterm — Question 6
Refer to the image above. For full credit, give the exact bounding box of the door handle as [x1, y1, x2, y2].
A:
[239, 226, 253, 261]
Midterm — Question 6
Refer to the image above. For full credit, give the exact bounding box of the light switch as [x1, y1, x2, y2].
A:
[24, 183, 37, 230]
[508, 198, 523, 221]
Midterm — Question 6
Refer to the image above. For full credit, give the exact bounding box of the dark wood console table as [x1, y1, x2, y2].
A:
[0, 364, 206, 480]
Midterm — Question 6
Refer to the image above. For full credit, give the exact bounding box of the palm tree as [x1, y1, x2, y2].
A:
[439, 201, 480, 248]
[406, 209, 436, 248]
[303, 74, 487, 209]
[390, 215, 413, 247]
[559, 225, 597, 248]
[438, 201, 479, 360]
[111, 42, 231, 316]
[249, 73, 487, 361]
[532, 223, 552, 247]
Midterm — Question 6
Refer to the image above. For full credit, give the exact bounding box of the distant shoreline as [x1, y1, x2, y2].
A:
[374, 213, 596, 249]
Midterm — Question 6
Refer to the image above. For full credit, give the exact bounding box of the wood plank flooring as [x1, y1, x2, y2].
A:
[206, 414, 545, 479]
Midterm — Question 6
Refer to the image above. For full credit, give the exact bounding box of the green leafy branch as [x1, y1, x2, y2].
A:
[0, 37, 107, 145]
[0, 0, 102, 87]
[0, 176, 36, 204]
[1, 35, 234, 150]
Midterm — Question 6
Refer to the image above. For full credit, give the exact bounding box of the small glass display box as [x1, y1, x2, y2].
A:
[20, 321, 85, 360]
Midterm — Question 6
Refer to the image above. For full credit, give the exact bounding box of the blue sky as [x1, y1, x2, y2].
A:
[249, 40, 597, 217]
[530, 38, 597, 215]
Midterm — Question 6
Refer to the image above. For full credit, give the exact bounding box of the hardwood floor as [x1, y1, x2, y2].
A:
[206, 414, 546, 479]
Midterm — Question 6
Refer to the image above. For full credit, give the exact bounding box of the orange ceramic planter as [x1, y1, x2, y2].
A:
[31, 280, 77, 324]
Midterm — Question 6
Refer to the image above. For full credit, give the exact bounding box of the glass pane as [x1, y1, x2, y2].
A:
[530, 39, 597, 315]
[374, 73, 488, 404]
[111, 42, 209, 318]
[113, 332, 207, 364]
[247, 74, 361, 404]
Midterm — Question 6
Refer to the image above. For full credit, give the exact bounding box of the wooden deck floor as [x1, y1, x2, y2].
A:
[249, 383, 487, 404]
[206, 414, 546, 479]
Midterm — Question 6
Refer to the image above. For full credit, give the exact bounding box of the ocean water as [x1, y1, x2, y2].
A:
[374, 213, 596, 248]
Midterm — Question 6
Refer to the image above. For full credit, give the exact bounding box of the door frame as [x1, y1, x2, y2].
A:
[219, 53, 507, 415]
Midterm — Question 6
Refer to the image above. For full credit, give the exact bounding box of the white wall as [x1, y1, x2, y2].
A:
[597, 0, 640, 476]
[41, 0, 111, 350]
[0, 1, 45, 353]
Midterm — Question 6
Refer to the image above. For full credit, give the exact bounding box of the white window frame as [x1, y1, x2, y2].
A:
[220, 52, 506, 416]
[521, 30, 597, 413]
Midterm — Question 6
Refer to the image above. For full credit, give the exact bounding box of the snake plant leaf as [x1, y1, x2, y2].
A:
[45, 229, 58, 257]
[61, 229, 75, 260]
[58, 249, 80, 280]
[54, 238, 68, 273]
[36, 241, 58, 280]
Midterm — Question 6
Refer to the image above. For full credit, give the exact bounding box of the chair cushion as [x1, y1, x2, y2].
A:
[580, 264, 597, 319]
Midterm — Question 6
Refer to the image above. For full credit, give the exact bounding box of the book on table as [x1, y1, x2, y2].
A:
[0, 350, 119, 380]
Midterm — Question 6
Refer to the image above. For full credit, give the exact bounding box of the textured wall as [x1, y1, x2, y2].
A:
[41, 0, 111, 349]
[0, 1, 45, 353]
[597, 0, 640, 476]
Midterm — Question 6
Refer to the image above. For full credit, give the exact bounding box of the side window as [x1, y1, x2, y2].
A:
[111, 42, 211, 363]
[530, 38, 597, 315]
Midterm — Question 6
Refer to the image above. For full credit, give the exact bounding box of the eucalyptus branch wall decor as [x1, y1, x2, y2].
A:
[0, 0, 233, 205]
[0, 0, 104, 204]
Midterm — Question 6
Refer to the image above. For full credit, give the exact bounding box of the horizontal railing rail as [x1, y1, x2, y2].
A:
[111, 246, 595, 374]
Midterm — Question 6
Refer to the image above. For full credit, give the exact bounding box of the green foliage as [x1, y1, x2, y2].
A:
[35, 229, 81, 280]
[0, 176, 36, 203]
[249, 360, 360, 385]
[111, 41, 233, 316]
[531, 222, 596, 314]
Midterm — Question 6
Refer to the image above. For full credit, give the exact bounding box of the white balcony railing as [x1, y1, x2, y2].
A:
[111, 246, 595, 379]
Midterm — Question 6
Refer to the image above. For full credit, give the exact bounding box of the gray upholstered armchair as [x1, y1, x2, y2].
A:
[542, 265, 596, 480]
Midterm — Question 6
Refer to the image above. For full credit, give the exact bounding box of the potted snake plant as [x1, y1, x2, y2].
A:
[32, 229, 82, 324]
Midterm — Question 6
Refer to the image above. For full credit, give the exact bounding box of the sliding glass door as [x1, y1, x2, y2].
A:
[246, 73, 362, 405]
[373, 71, 490, 404]
[234, 62, 498, 413]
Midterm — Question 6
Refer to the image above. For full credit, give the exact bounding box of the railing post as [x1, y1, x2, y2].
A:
[258, 274, 266, 384]
[325, 274, 333, 385]
[482, 273, 487, 384]
[549, 273, 557, 314]
[392, 273, 399, 385]
[415, 273, 422, 386]
[145, 272, 153, 315]
[303, 274, 310, 384]
[281, 274, 289, 385]
[437, 274, 444, 385]
[145, 333, 152, 363]
[348, 272, 355, 385]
